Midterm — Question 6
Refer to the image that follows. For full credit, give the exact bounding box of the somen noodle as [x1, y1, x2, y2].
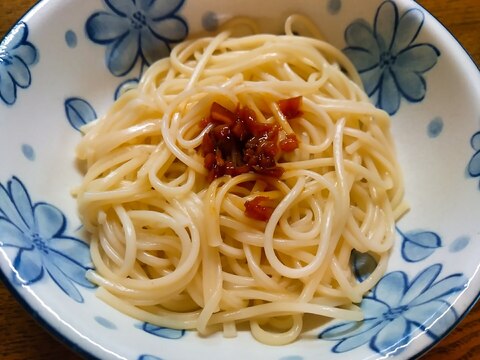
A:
[74, 15, 407, 345]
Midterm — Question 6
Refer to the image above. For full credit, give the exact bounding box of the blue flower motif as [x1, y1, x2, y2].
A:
[64, 97, 97, 131]
[449, 236, 470, 253]
[0, 177, 95, 303]
[0, 22, 38, 105]
[398, 228, 442, 263]
[467, 130, 480, 183]
[138, 355, 163, 360]
[137, 322, 185, 339]
[86, 0, 188, 77]
[343, 0, 440, 115]
[320, 264, 466, 356]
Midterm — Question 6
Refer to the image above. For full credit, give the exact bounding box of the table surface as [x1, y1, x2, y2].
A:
[1, 0, 479, 359]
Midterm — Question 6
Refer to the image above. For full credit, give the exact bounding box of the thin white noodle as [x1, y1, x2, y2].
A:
[75, 15, 407, 345]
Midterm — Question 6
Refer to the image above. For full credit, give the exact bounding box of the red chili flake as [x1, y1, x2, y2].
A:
[211, 124, 231, 138]
[199, 117, 211, 129]
[215, 150, 225, 168]
[200, 98, 302, 189]
[244, 196, 275, 221]
[238, 181, 256, 190]
[233, 165, 250, 176]
[240, 106, 274, 136]
[279, 134, 299, 152]
[210, 102, 236, 125]
[278, 96, 303, 119]
[202, 132, 215, 154]
[232, 119, 247, 141]
[255, 166, 284, 178]
[204, 152, 216, 170]
[224, 160, 236, 176]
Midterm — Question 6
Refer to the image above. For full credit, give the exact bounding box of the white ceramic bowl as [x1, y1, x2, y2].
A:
[1, 1, 479, 359]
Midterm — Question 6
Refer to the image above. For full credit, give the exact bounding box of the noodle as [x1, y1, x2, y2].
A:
[74, 16, 406, 345]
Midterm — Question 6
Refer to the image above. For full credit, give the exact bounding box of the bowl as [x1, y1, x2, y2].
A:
[1, 0, 479, 359]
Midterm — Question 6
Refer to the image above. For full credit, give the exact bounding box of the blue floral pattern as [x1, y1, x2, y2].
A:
[343, 0, 440, 115]
[0, 177, 95, 303]
[139, 322, 185, 339]
[398, 228, 442, 263]
[138, 355, 163, 360]
[0, 22, 38, 105]
[0, 2, 476, 359]
[320, 264, 466, 356]
[86, 0, 188, 77]
[467, 130, 480, 183]
[64, 97, 97, 131]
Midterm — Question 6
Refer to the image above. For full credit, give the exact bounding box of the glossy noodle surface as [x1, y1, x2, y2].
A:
[75, 17, 406, 345]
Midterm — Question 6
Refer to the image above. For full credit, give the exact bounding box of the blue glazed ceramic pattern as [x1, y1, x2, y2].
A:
[0, 177, 95, 303]
[86, 0, 188, 77]
[320, 264, 467, 356]
[140, 322, 186, 339]
[468, 131, 480, 182]
[0, 22, 38, 105]
[0, 0, 479, 359]
[343, 0, 440, 115]
[64, 97, 97, 132]
[85, 0, 189, 99]
[398, 229, 442, 263]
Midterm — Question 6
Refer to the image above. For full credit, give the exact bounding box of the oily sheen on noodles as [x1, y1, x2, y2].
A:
[74, 18, 406, 345]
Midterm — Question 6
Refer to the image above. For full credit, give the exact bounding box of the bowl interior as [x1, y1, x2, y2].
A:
[0, 1, 479, 359]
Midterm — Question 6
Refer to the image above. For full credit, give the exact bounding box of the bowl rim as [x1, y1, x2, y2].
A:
[0, 0, 479, 359]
